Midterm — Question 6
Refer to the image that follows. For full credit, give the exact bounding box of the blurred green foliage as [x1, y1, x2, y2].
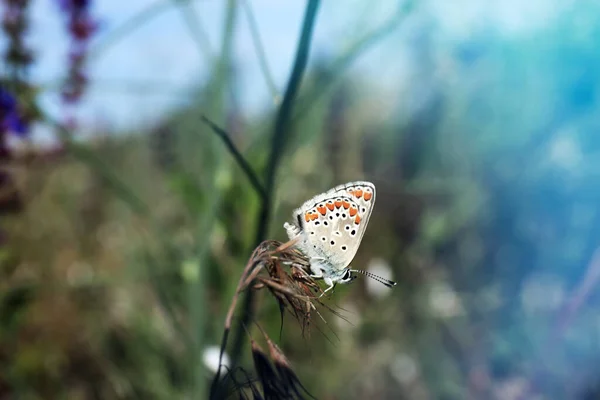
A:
[3, 1, 600, 399]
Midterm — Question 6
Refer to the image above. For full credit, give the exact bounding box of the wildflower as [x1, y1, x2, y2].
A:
[0, 88, 27, 137]
[1, 0, 35, 69]
[0, 88, 26, 216]
[55, 0, 98, 105]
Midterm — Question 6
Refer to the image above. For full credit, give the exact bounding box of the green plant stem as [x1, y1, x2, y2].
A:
[294, 0, 416, 121]
[89, 0, 173, 62]
[199, 115, 267, 200]
[228, 0, 321, 380]
[190, 0, 238, 398]
[241, 0, 279, 101]
[174, 0, 214, 61]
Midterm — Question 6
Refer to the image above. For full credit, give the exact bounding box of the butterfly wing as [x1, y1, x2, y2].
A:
[286, 181, 376, 271]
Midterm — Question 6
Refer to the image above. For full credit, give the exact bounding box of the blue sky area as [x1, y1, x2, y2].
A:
[5, 0, 569, 142]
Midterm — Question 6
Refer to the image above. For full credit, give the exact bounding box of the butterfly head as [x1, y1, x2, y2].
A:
[339, 268, 357, 284]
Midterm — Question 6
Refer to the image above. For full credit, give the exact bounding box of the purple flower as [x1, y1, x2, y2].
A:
[69, 13, 97, 41]
[4, 112, 27, 134]
[57, 0, 93, 11]
[0, 88, 28, 136]
[55, 0, 98, 107]
[0, 89, 16, 110]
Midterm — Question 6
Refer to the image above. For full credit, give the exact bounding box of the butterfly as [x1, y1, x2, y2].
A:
[284, 181, 396, 295]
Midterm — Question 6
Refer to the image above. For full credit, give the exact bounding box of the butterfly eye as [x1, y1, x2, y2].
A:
[343, 270, 351, 280]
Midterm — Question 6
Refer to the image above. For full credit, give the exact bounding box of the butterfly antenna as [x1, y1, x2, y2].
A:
[350, 269, 397, 288]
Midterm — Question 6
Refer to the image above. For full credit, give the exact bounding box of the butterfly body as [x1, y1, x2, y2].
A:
[284, 181, 379, 294]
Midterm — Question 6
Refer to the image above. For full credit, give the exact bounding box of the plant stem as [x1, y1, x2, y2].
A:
[229, 0, 321, 379]
[241, 0, 279, 101]
[199, 115, 266, 200]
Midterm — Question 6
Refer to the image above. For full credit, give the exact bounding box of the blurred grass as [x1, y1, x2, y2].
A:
[4, 1, 600, 399]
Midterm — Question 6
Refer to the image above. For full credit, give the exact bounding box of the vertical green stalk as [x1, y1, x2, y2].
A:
[89, 0, 173, 62]
[294, 0, 416, 121]
[241, 0, 279, 101]
[175, 0, 214, 62]
[228, 0, 321, 376]
[186, 0, 238, 398]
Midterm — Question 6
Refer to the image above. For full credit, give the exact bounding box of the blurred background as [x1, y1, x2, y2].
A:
[2, 0, 600, 398]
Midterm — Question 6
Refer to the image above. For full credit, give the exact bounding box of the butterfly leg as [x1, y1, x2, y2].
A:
[309, 269, 323, 279]
[318, 277, 336, 298]
[308, 258, 327, 279]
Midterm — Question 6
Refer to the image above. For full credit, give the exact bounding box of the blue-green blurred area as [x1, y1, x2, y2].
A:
[3, 1, 600, 399]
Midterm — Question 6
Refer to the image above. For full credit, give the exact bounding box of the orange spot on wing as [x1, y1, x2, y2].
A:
[305, 213, 310, 222]
[342, 200, 350, 209]
[354, 189, 363, 198]
[364, 192, 372, 201]
[317, 205, 327, 215]
[349, 207, 357, 217]
[326, 203, 335, 211]
[310, 213, 319, 221]
[355, 214, 361, 224]
[334, 200, 342, 208]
